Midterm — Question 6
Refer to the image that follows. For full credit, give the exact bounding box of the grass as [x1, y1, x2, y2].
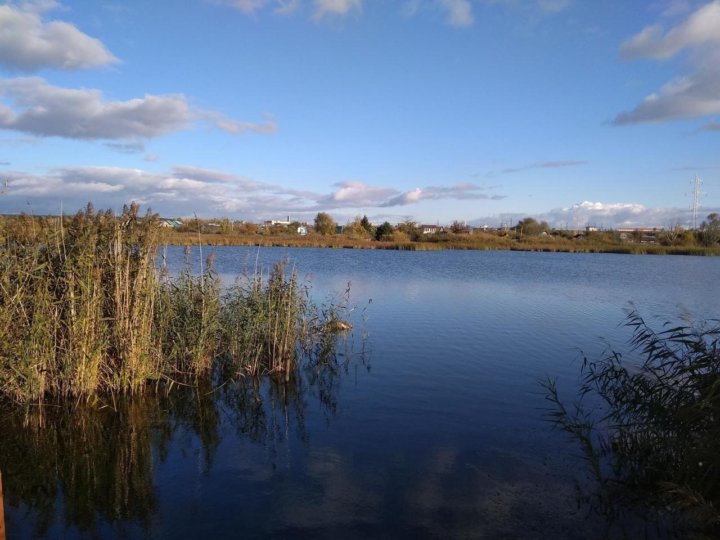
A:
[0, 205, 353, 404]
[543, 311, 720, 538]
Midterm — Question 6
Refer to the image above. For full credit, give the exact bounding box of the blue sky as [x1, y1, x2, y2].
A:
[0, 0, 719, 227]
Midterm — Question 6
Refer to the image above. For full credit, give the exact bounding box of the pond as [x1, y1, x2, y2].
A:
[2, 248, 718, 539]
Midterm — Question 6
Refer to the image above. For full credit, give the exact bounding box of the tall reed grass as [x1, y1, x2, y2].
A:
[0, 205, 351, 404]
[544, 311, 720, 537]
[0, 204, 161, 402]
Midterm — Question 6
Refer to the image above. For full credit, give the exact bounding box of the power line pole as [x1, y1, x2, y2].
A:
[691, 175, 702, 230]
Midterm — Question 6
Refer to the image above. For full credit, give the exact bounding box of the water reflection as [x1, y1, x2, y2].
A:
[0, 343, 366, 538]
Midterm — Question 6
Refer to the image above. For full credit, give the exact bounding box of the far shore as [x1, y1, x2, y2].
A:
[159, 230, 720, 256]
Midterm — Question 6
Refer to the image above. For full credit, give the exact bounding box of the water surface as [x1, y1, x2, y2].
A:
[2, 248, 718, 538]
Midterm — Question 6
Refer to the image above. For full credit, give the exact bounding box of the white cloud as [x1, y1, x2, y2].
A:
[438, 0, 474, 27]
[0, 165, 505, 218]
[381, 183, 503, 207]
[0, 77, 191, 139]
[616, 1, 720, 125]
[614, 71, 720, 124]
[472, 201, 717, 229]
[0, 77, 276, 141]
[323, 180, 397, 206]
[313, 0, 362, 19]
[541, 201, 697, 228]
[0, 1, 118, 71]
[620, 0, 720, 60]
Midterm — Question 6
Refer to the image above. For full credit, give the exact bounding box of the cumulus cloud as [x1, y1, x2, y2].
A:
[539, 201, 718, 229]
[472, 201, 717, 229]
[0, 77, 191, 139]
[615, 1, 720, 125]
[0, 77, 275, 141]
[0, 165, 505, 218]
[0, 1, 118, 71]
[620, 1, 720, 60]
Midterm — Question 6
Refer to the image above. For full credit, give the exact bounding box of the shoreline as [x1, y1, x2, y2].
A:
[160, 232, 720, 256]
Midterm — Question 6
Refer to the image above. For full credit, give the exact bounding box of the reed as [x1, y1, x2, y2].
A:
[0, 205, 351, 403]
[544, 311, 720, 537]
[0, 205, 162, 402]
[220, 261, 311, 380]
[155, 248, 221, 377]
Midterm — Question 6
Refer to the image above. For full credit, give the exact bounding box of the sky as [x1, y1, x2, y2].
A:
[0, 0, 719, 228]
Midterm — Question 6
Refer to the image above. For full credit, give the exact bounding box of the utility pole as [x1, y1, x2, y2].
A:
[691, 175, 702, 230]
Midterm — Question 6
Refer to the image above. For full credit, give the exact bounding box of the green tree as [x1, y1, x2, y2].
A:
[314, 212, 337, 235]
[699, 213, 720, 246]
[374, 221, 394, 241]
[360, 215, 374, 235]
[515, 217, 550, 237]
[344, 217, 372, 239]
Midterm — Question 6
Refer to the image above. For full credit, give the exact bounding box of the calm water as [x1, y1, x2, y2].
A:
[2, 248, 718, 539]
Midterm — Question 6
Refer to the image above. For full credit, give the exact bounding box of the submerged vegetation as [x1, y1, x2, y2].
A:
[0, 204, 355, 404]
[544, 311, 720, 538]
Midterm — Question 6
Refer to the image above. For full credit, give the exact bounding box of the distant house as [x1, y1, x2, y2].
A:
[297, 226, 308, 236]
[616, 227, 663, 243]
[421, 225, 441, 235]
[160, 219, 183, 229]
[266, 215, 292, 226]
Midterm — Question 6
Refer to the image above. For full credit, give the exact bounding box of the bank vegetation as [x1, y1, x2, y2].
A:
[157, 214, 720, 256]
[0, 204, 352, 404]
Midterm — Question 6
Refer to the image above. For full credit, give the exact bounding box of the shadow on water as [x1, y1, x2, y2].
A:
[0, 338, 368, 539]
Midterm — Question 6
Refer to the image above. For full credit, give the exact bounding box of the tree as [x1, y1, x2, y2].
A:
[396, 219, 420, 241]
[344, 216, 372, 239]
[219, 218, 233, 235]
[658, 223, 686, 246]
[360, 215, 374, 235]
[374, 221, 394, 241]
[515, 217, 550, 237]
[314, 212, 336, 235]
[450, 220, 465, 234]
[698, 213, 720, 246]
